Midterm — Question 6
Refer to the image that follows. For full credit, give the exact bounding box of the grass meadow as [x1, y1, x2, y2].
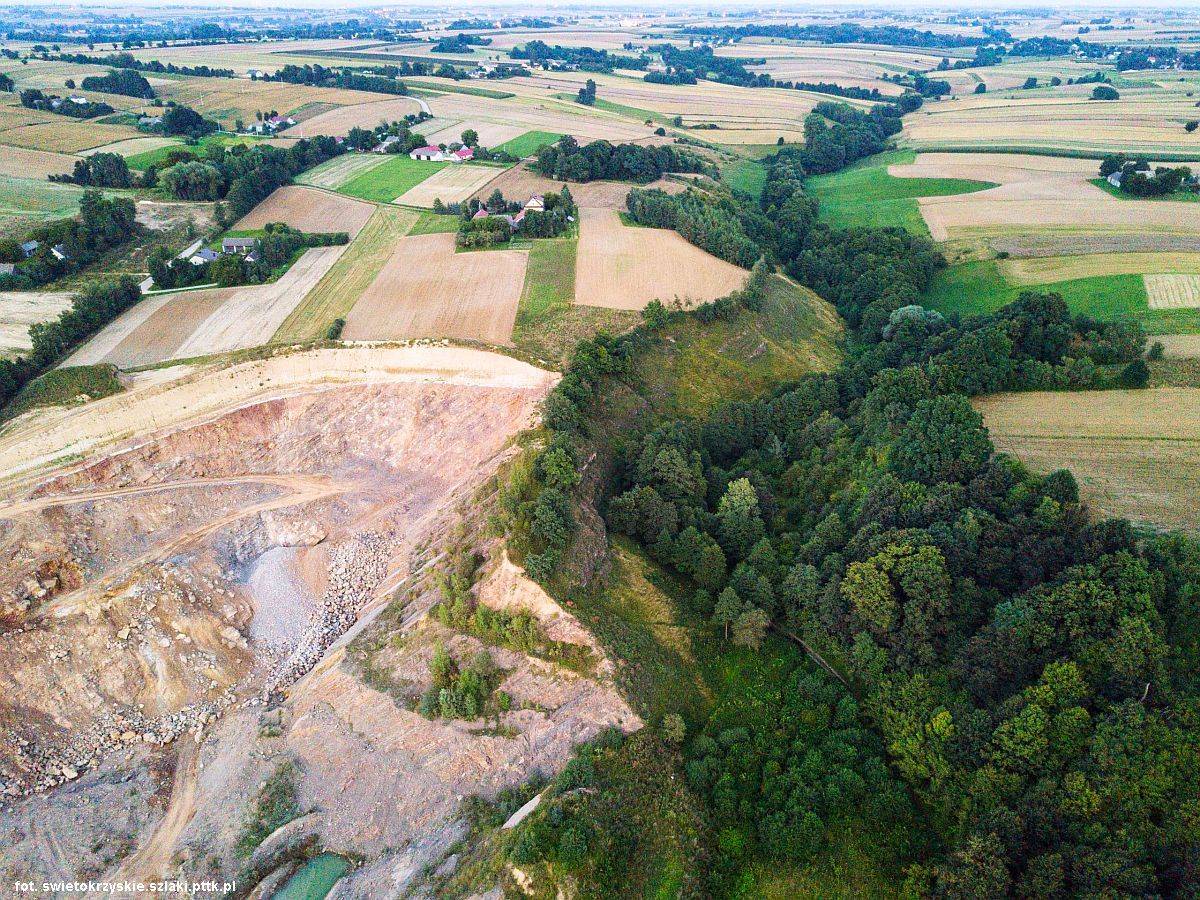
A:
[494, 130, 564, 158]
[339, 155, 447, 203]
[808, 150, 995, 234]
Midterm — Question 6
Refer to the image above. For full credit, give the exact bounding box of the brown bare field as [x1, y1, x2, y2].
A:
[286, 97, 425, 138]
[102, 290, 235, 367]
[573, 208, 748, 310]
[394, 164, 507, 207]
[343, 232, 525, 345]
[74, 246, 347, 367]
[0, 146, 78, 179]
[0, 121, 142, 153]
[976, 388, 1200, 532]
[233, 185, 375, 236]
[472, 163, 686, 209]
[993, 233, 1200, 258]
[1001, 253, 1200, 284]
[0, 292, 74, 356]
[1145, 274, 1200, 309]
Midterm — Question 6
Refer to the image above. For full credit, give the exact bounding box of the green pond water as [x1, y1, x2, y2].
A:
[273, 853, 350, 900]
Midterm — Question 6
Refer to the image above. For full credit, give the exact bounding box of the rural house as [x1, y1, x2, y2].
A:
[190, 248, 219, 265]
[222, 237, 259, 255]
[20, 240, 39, 258]
[374, 135, 401, 153]
[410, 145, 449, 161]
[50, 244, 68, 261]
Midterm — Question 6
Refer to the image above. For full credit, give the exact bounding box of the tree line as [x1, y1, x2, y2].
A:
[19, 88, 112, 118]
[49, 51, 234, 78]
[532, 136, 717, 183]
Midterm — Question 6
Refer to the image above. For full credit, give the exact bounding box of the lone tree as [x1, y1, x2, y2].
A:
[1092, 85, 1120, 101]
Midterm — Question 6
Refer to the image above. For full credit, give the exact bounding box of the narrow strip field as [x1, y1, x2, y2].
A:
[273, 206, 418, 343]
[1001, 253, 1200, 284]
[342, 232, 526, 345]
[573, 208, 748, 310]
[976, 388, 1200, 532]
[297, 153, 392, 190]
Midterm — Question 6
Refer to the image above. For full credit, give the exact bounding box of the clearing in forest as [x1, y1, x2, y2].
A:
[573, 208, 748, 310]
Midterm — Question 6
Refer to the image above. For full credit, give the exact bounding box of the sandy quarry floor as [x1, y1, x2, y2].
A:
[0, 344, 633, 894]
[573, 207, 748, 309]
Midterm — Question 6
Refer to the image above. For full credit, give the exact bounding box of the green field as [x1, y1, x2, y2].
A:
[924, 258, 1200, 334]
[123, 133, 279, 171]
[722, 158, 768, 198]
[1089, 178, 1200, 202]
[0, 175, 88, 231]
[807, 150, 995, 234]
[338, 155, 446, 203]
[494, 130, 564, 158]
[407, 209, 461, 236]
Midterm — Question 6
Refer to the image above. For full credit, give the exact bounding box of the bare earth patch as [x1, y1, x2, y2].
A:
[573, 207, 748, 310]
[0, 292, 74, 356]
[343, 232, 525, 345]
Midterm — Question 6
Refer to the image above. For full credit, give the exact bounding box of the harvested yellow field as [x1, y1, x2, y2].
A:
[0, 121, 142, 153]
[1001, 253, 1200, 284]
[421, 120, 526, 148]
[902, 86, 1200, 156]
[0, 292, 74, 356]
[234, 185, 376, 237]
[395, 164, 506, 207]
[574, 208, 748, 310]
[286, 97, 425, 138]
[976, 388, 1200, 532]
[1145, 274, 1200, 309]
[85, 136, 181, 158]
[918, 194, 1200, 243]
[73, 38, 385, 75]
[0, 103, 53, 131]
[343, 232, 526, 345]
[1154, 334, 1200, 358]
[0, 146, 78, 179]
[715, 42, 935, 95]
[890, 152, 1097, 201]
[152, 75, 397, 128]
[273, 206, 418, 343]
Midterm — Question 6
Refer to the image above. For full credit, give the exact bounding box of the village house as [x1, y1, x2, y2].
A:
[50, 244, 69, 262]
[409, 145, 475, 162]
[20, 240, 39, 258]
[222, 237, 259, 255]
[1108, 166, 1154, 187]
[374, 135, 401, 153]
[189, 248, 219, 265]
[246, 68, 266, 79]
[0, 263, 14, 276]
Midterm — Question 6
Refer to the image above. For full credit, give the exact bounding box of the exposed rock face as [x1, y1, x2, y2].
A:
[0, 349, 636, 895]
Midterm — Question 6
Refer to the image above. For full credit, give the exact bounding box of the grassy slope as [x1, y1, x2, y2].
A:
[271, 205, 417, 343]
[510, 232, 638, 367]
[722, 158, 768, 198]
[807, 149, 994, 235]
[633, 274, 845, 419]
[494, 130, 564, 158]
[339, 155, 446, 202]
[7, 364, 123, 417]
[925, 258, 1200, 334]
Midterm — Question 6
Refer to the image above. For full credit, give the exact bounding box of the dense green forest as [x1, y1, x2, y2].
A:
[460, 99, 1200, 898]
